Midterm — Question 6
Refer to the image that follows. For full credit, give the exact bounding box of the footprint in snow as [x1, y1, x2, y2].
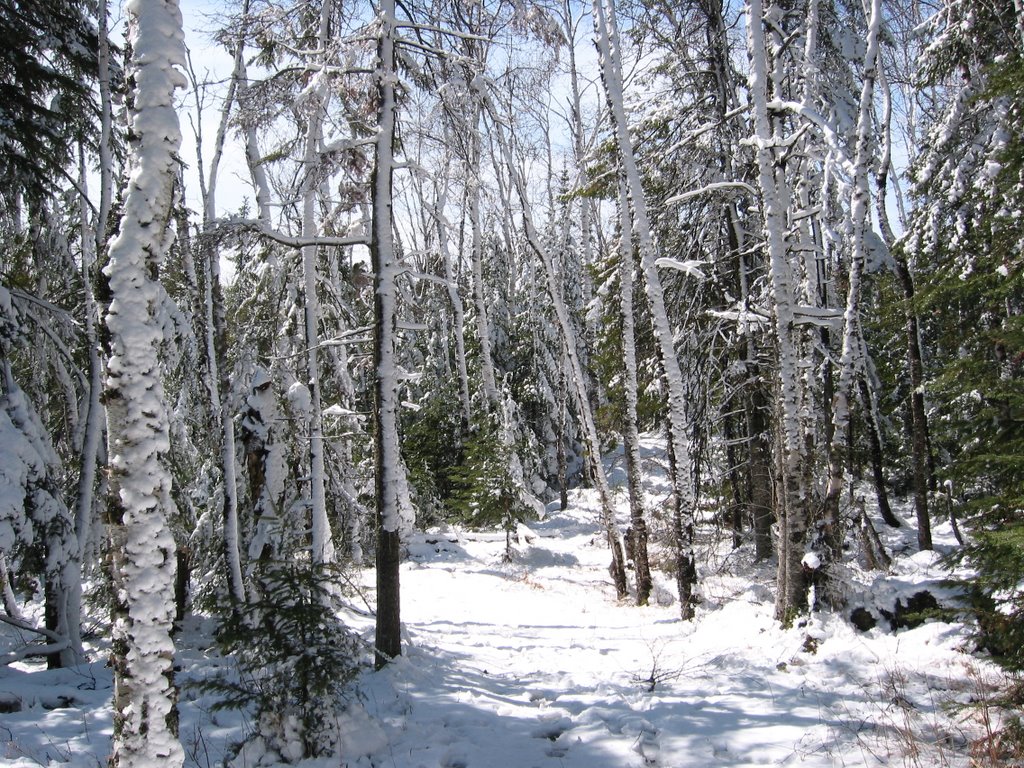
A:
[531, 714, 573, 741]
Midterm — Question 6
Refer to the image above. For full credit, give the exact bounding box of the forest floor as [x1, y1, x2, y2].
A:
[0, 436, 1013, 767]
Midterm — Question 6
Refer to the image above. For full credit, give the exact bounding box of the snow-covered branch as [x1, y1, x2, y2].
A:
[664, 181, 758, 206]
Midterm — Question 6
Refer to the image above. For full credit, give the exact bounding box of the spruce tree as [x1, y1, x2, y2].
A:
[909, 0, 1024, 666]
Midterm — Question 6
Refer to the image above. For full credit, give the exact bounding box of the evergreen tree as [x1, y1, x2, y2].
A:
[908, 0, 1024, 665]
[0, 0, 98, 203]
[449, 414, 536, 562]
[204, 561, 361, 762]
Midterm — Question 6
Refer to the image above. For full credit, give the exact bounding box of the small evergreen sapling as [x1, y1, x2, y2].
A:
[203, 560, 361, 763]
[449, 415, 535, 562]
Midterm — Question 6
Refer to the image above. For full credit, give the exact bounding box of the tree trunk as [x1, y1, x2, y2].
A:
[747, 0, 812, 622]
[894, 253, 933, 551]
[0, 556, 19, 618]
[557, 366, 569, 511]
[298, 0, 336, 567]
[615, 176, 653, 606]
[69, 145, 102, 659]
[373, 0, 406, 668]
[594, 0, 699, 617]
[103, 0, 187, 763]
[859, 376, 900, 527]
[200, 0, 259, 606]
[819, 0, 883, 601]
[748, 382, 774, 561]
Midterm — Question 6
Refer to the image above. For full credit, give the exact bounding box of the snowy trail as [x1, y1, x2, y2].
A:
[359, 509, 685, 768]
[0, 440, 992, 768]
[350, 441, 987, 768]
[355, 522, 865, 765]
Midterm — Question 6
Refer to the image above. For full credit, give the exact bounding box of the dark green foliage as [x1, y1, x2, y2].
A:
[953, 526, 1024, 670]
[588, 256, 662, 450]
[448, 415, 534, 558]
[202, 561, 361, 760]
[910, 4, 1024, 669]
[402, 376, 465, 525]
[0, 0, 98, 203]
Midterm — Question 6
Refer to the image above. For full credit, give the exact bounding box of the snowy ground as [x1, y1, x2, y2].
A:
[0, 437, 1008, 768]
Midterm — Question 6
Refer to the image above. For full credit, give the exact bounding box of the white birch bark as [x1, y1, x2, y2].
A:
[0, 555, 20, 619]
[373, 0, 407, 667]
[615, 175, 652, 606]
[564, 0, 596, 312]
[236, 78, 272, 225]
[199, 13, 249, 603]
[821, 0, 883, 555]
[66, 0, 118, 648]
[300, 0, 335, 566]
[65, 147, 101, 660]
[103, 0, 187, 764]
[593, 0, 699, 616]
[746, 0, 812, 621]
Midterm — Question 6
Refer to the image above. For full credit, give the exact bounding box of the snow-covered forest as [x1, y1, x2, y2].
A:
[1, 0, 1023, 765]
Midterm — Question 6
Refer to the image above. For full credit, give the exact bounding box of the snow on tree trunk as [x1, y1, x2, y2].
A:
[67, 147, 103, 660]
[0, 555, 19, 619]
[564, 0, 596, 318]
[72, 0, 114, 586]
[102, 0, 187, 765]
[745, 0, 812, 622]
[199, 62, 248, 604]
[820, 0, 883, 588]
[372, 0, 410, 668]
[615, 176, 652, 606]
[593, 0, 699, 618]
[300, 0, 335, 567]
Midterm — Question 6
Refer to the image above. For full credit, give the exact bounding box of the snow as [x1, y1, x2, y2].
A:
[654, 257, 709, 280]
[0, 436, 1003, 768]
[802, 551, 822, 570]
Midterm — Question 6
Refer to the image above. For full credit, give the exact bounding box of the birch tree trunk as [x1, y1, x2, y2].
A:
[615, 176, 652, 606]
[820, 0, 884, 583]
[373, 0, 406, 667]
[64, 147, 102, 664]
[199, 5, 254, 604]
[594, 0, 699, 617]
[103, 0, 187, 764]
[300, 0, 335, 567]
[74, 0, 115, 569]
[746, 0, 813, 621]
